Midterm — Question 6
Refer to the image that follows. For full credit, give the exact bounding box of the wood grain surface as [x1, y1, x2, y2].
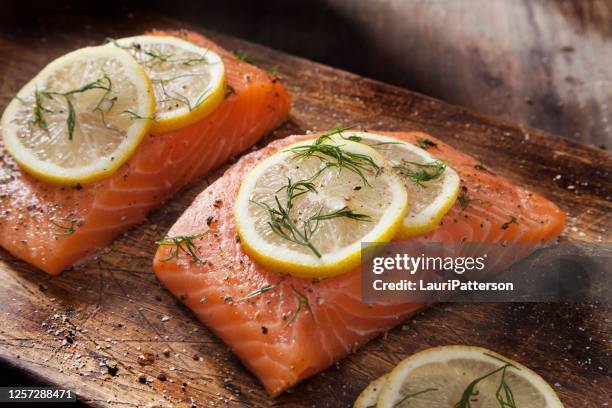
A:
[323, 0, 612, 149]
[0, 11, 610, 408]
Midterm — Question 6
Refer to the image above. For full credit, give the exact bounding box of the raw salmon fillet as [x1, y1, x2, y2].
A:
[153, 131, 564, 396]
[0, 30, 291, 275]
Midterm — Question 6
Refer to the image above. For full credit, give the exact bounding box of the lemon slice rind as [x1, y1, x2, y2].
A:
[332, 132, 460, 239]
[377, 345, 563, 408]
[354, 374, 388, 408]
[111, 35, 225, 134]
[1, 45, 154, 185]
[235, 138, 409, 278]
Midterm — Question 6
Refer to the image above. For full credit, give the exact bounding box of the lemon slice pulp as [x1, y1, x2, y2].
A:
[376, 345, 563, 408]
[235, 137, 408, 278]
[111, 35, 225, 134]
[333, 132, 460, 238]
[1, 45, 155, 185]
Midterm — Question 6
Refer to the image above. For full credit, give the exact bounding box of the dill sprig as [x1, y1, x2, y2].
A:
[269, 64, 280, 76]
[339, 133, 402, 148]
[393, 159, 446, 187]
[240, 275, 287, 301]
[32, 89, 52, 129]
[252, 175, 370, 258]
[156, 231, 209, 264]
[252, 126, 378, 257]
[154, 76, 213, 112]
[285, 129, 381, 186]
[30, 74, 114, 140]
[458, 192, 491, 210]
[416, 136, 438, 150]
[106, 38, 213, 67]
[233, 51, 253, 64]
[454, 354, 518, 408]
[287, 285, 315, 326]
[51, 218, 82, 236]
[501, 215, 518, 230]
[122, 110, 154, 121]
[392, 387, 438, 407]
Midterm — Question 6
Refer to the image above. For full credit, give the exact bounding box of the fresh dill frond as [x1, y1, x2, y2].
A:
[156, 231, 209, 264]
[310, 206, 371, 222]
[454, 354, 518, 408]
[269, 64, 280, 76]
[250, 128, 380, 256]
[31, 74, 114, 140]
[416, 137, 438, 150]
[139, 48, 173, 65]
[394, 160, 446, 187]
[122, 110, 154, 121]
[225, 84, 236, 98]
[252, 172, 370, 258]
[286, 285, 315, 326]
[153, 77, 213, 112]
[61, 74, 112, 97]
[32, 89, 52, 129]
[233, 51, 253, 64]
[501, 215, 518, 230]
[458, 192, 491, 210]
[285, 130, 381, 186]
[66, 98, 76, 140]
[393, 387, 438, 407]
[51, 218, 82, 236]
[240, 275, 287, 301]
[336, 130, 401, 148]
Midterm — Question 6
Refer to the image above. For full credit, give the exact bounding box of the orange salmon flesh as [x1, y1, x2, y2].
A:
[0, 30, 291, 274]
[153, 131, 564, 396]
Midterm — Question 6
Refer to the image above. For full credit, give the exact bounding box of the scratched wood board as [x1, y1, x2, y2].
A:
[0, 11, 610, 408]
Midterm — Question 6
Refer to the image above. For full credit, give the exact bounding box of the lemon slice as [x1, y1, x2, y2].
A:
[354, 374, 388, 408]
[333, 132, 460, 238]
[235, 137, 408, 278]
[111, 35, 225, 134]
[1, 45, 155, 185]
[376, 345, 563, 408]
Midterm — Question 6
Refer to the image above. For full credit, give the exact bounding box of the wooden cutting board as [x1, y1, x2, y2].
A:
[0, 11, 610, 408]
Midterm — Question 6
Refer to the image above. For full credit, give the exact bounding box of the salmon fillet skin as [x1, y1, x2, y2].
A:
[0, 30, 291, 275]
[153, 131, 565, 396]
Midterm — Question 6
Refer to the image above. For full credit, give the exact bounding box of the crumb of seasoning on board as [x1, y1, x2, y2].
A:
[156, 372, 168, 381]
[162, 348, 171, 357]
[105, 360, 118, 376]
[213, 199, 223, 208]
[137, 373, 147, 384]
[161, 315, 171, 322]
[137, 352, 155, 366]
[206, 216, 214, 226]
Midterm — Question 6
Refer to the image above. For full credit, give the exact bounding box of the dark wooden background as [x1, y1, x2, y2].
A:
[0, 3, 610, 408]
[6, 0, 609, 148]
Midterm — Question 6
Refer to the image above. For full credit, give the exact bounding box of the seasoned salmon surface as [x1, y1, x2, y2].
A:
[153, 131, 564, 395]
[0, 30, 291, 274]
